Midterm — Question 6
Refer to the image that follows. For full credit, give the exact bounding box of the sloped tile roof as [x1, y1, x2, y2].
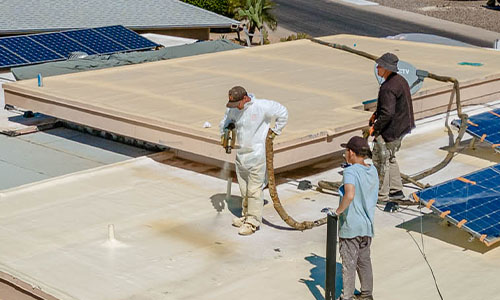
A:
[0, 0, 239, 34]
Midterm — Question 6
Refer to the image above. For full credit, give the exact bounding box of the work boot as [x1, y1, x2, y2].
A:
[318, 180, 342, 191]
[238, 222, 259, 236]
[389, 190, 405, 200]
[232, 216, 246, 228]
[354, 295, 374, 300]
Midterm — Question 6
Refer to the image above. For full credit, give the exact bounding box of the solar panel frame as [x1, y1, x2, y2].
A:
[410, 164, 500, 246]
[61, 28, 129, 55]
[452, 108, 500, 152]
[0, 25, 159, 69]
[94, 25, 158, 51]
[0, 45, 29, 68]
[0, 36, 64, 64]
[30, 32, 97, 57]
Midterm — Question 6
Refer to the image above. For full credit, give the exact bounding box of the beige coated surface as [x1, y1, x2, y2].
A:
[322, 35, 500, 89]
[0, 101, 500, 300]
[6, 35, 500, 143]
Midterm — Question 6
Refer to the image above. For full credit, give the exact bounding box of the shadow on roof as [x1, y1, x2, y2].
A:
[397, 213, 500, 254]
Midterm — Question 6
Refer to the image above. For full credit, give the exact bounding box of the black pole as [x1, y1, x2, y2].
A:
[325, 213, 338, 300]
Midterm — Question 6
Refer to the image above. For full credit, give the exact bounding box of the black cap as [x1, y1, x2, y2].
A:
[341, 136, 372, 158]
[227, 86, 247, 108]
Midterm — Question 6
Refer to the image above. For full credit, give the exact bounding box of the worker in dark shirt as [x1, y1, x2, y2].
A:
[370, 52, 415, 202]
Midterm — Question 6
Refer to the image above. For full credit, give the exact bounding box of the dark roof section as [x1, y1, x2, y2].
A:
[0, 0, 239, 35]
[12, 39, 243, 80]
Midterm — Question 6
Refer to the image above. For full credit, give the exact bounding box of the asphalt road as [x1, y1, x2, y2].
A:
[272, 0, 491, 47]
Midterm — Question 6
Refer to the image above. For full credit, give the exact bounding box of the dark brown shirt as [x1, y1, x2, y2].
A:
[373, 73, 415, 142]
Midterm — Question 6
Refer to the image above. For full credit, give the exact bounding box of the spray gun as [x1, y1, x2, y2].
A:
[222, 122, 236, 154]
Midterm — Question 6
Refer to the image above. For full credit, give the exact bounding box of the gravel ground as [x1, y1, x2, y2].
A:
[371, 0, 500, 33]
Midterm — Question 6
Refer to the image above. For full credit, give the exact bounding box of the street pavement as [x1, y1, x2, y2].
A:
[272, 0, 497, 47]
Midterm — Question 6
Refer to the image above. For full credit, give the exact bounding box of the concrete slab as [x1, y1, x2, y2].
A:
[4, 35, 500, 171]
[0, 100, 499, 300]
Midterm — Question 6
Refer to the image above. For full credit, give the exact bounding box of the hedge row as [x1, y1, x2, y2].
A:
[181, 0, 230, 16]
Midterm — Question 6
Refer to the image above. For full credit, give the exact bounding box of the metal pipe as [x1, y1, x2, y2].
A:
[325, 212, 338, 300]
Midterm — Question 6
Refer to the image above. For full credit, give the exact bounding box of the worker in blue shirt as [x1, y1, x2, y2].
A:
[335, 136, 378, 300]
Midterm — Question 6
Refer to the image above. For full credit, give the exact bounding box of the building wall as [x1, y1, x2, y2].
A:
[0, 27, 212, 40]
[136, 28, 210, 40]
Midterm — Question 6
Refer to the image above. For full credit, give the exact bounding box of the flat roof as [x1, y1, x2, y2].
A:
[0, 0, 239, 35]
[4, 35, 500, 170]
[0, 102, 499, 300]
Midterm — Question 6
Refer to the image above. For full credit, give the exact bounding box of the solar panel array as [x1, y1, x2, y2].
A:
[452, 108, 500, 152]
[0, 25, 159, 69]
[410, 163, 500, 246]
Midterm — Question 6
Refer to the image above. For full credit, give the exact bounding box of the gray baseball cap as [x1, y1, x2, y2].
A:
[376, 52, 399, 73]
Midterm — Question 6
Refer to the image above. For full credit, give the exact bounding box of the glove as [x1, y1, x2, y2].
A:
[369, 113, 376, 126]
[362, 126, 375, 139]
[361, 126, 371, 139]
[270, 131, 277, 140]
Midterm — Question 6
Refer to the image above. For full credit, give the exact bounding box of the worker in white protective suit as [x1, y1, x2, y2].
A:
[220, 86, 288, 236]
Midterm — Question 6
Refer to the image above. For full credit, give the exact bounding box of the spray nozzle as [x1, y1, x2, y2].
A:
[222, 122, 236, 154]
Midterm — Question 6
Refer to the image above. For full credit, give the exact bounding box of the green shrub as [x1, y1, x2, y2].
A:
[181, 0, 231, 16]
[280, 32, 310, 42]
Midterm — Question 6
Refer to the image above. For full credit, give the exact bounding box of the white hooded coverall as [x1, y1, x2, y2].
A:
[219, 94, 288, 227]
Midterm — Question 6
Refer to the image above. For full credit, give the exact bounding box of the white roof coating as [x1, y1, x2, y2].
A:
[0, 101, 499, 300]
[0, 0, 238, 34]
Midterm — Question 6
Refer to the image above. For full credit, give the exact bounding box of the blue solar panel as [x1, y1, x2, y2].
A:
[452, 108, 500, 151]
[0, 46, 28, 68]
[94, 25, 158, 51]
[62, 29, 128, 54]
[411, 164, 500, 246]
[0, 36, 63, 63]
[0, 26, 159, 69]
[31, 32, 97, 57]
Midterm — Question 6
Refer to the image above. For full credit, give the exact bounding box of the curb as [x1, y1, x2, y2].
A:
[337, 0, 500, 47]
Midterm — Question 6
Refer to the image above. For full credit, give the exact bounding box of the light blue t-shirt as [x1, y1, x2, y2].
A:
[338, 163, 379, 239]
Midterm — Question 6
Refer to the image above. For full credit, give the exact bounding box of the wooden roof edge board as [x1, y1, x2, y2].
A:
[5, 76, 499, 169]
[3, 87, 220, 142]
[3, 86, 364, 155]
[0, 270, 61, 300]
[6, 73, 497, 148]
[412, 73, 500, 99]
[3, 88, 361, 171]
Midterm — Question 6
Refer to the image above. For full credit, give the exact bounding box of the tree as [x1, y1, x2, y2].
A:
[234, 0, 277, 43]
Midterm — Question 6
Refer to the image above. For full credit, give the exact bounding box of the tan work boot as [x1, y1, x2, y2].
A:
[232, 217, 246, 228]
[354, 294, 374, 300]
[238, 222, 258, 236]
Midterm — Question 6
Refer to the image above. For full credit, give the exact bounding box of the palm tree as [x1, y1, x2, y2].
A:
[234, 0, 277, 43]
